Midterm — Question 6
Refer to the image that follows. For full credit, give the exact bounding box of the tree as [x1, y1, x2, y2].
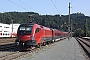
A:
[73, 28, 84, 37]
[88, 31, 90, 37]
[84, 19, 89, 36]
[0, 12, 90, 32]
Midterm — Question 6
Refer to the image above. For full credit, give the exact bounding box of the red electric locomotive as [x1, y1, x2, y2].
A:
[15, 23, 54, 47]
[15, 23, 68, 47]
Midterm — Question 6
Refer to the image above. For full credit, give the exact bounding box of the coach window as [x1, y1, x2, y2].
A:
[35, 28, 40, 33]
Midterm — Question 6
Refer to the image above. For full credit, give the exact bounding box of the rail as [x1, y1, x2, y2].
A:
[75, 37, 90, 60]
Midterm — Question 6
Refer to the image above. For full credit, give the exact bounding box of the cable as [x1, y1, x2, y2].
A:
[50, 0, 61, 16]
[8, 0, 29, 12]
[19, 0, 35, 11]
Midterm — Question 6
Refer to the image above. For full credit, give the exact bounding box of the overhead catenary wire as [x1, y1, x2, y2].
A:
[50, 0, 61, 16]
[8, 0, 29, 12]
[19, 0, 35, 12]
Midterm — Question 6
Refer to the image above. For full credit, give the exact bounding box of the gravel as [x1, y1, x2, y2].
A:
[19, 37, 85, 60]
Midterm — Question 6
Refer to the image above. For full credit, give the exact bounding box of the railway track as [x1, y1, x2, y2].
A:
[75, 37, 90, 60]
[0, 44, 46, 60]
[0, 40, 23, 60]
[0, 43, 31, 60]
[0, 43, 18, 51]
[0, 38, 67, 60]
[0, 38, 16, 45]
[0, 50, 31, 60]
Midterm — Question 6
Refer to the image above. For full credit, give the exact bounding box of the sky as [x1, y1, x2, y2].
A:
[0, 0, 90, 16]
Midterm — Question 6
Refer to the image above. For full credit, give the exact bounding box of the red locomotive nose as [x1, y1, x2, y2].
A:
[17, 23, 33, 42]
[18, 35, 31, 42]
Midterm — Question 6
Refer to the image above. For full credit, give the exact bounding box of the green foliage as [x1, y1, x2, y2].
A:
[73, 28, 84, 37]
[0, 12, 90, 34]
[88, 31, 90, 37]
[83, 19, 89, 36]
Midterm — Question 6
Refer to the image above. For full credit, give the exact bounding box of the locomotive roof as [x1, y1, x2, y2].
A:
[21, 22, 35, 25]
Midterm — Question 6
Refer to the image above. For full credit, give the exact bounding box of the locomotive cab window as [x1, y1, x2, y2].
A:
[19, 25, 32, 34]
[20, 27, 25, 30]
[35, 28, 41, 33]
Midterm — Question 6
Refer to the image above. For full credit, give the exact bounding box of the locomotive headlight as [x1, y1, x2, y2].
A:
[30, 36, 34, 40]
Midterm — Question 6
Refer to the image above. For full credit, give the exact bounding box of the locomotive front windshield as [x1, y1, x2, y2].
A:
[19, 25, 32, 35]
